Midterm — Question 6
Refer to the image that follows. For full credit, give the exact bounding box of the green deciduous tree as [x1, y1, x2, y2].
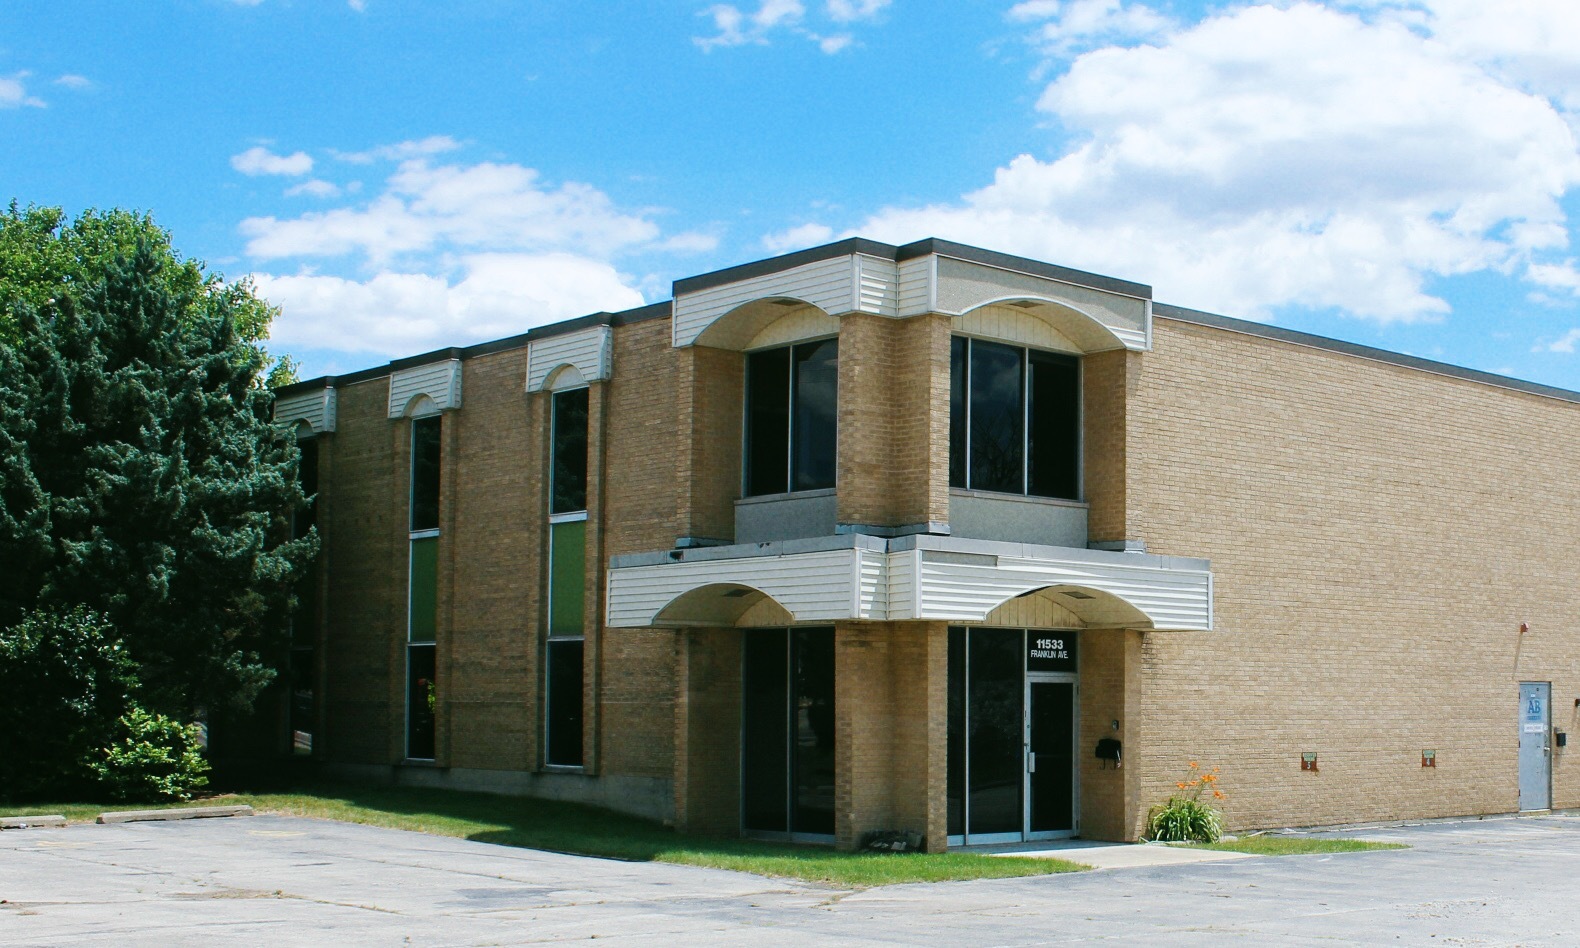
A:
[0, 234, 317, 718]
[0, 202, 295, 385]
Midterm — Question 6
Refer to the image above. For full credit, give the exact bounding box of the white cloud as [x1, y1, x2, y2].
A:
[855, 1, 1580, 323]
[231, 146, 314, 177]
[763, 222, 834, 253]
[284, 179, 341, 199]
[1536, 327, 1580, 353]
[1527, 260, 1580, 294]
[826, 0, 888, 22]
[694, 0, 879, 52]
[696, 0, 805, 49]
[334, 135, 462, 164]
[53, 74, 93, 90]
[241, 157, 661, 263]
[1012, 0, 1172, 55]
[257, 253, 645, 357]
[0, 72, 45, 109]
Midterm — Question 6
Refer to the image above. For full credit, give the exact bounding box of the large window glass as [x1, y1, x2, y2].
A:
[745, 339, 837, 496]
[410, 415, 442, 531]
[741, 627, 836, 838]
[950, 337, 1080, 500]
[407, 415, 441, 760]
[546, 386, 589, 768]
[551, 388, 589, 514]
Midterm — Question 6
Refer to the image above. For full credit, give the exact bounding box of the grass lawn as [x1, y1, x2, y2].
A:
[1192, 836, 1408, 856]
[2, 785, 1087, 887]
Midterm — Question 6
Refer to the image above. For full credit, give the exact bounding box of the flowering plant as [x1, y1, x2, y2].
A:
[1145, 761, 1225, 842]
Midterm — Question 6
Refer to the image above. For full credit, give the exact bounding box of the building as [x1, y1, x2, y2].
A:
[267, 237, 1578, 849]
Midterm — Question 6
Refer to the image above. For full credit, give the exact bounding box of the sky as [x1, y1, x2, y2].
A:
[7, 0, 1580, 390]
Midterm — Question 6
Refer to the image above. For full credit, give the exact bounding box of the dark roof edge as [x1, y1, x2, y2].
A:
[272, 299, 674, 398]
[672, 236, 1152, 301]
[898, 238, 1152, 301]
[1155, 302, 1580, 406]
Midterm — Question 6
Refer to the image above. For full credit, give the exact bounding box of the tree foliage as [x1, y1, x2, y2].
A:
[0, 606, 138, 799]
[0, 202, 295, 385]
[0, 235, 317, 717]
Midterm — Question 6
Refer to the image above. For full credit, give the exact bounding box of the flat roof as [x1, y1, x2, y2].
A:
[275, 238, 1580, 407]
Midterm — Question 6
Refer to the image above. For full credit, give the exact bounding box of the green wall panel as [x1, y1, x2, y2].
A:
[409, 537, 438, 643]
[550, 520, 586, 636]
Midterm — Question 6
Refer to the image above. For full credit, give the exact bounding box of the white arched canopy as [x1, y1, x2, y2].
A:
[653, 583, 795, 628]
[693, 298, 838, 350]
[955, 297, 1129, 354]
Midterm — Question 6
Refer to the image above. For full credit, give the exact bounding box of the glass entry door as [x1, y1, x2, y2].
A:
[741, 628, 836, 840]
[948, 627, 1079, 845]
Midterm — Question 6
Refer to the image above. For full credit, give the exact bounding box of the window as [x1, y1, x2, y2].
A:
[407, 415, 441, 759]
[290, 437, 319, 756]
[744, 338, 838, 497]
[546, 386, 589, 767]
[551, 387, 588, 514]
[949, 337, 1080, 500]
[411, 415, 441, 531]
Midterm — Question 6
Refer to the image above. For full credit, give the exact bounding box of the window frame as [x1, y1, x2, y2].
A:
[742, 334, 839, 498]
[950, 334, 1084, 503]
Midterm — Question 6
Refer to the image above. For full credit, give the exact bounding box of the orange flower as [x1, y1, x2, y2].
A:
[1177, 781, 1187, 790]
[1189, 761, 1199, 769]
[1213, 791, 1225, 800]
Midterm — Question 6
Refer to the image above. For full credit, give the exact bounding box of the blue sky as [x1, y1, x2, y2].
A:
[7, 0, 1580, 390]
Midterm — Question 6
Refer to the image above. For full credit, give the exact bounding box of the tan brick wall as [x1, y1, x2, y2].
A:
[1077, 629, 1140, 840]
[673, 628, 741, 835]
[834, 621, 949, 851]
[673, 344, 741, 545]
[836, 314, 951, 528]
[446, 350, 539, 772]
[1122, 317, 1580, 834]
[1083, 348, 1132, 544]
[319, 378, 401, 765]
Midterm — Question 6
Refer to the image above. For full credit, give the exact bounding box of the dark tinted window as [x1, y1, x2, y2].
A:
[1027, 350, 1080, 500]
[410, 416, 441, 531]
[294, 437, 318, 540]
[546, 639, 584, 766]
[949, 337, 968, 489]
[746, 348, 790, 496]
[949, 338, 1081, 501]
[551, 387, 589, 514]
[968, 339, 1025, 494]
[791, 338, 838, 492]
[406, 643, 436, 759]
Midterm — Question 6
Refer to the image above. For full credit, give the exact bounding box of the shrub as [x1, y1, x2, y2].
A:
[0, 607, 136, 799]
[1146, 762, 1226, 842]
[92, 705, 211, 802]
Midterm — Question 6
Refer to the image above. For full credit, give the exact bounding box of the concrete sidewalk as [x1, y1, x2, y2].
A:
[989, 838, 1258, 868]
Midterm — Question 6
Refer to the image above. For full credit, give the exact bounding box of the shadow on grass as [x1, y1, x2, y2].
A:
[233, 782, 1086, 886]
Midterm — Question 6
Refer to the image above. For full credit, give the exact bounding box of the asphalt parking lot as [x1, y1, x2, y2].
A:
[2, 811, 1577, 946]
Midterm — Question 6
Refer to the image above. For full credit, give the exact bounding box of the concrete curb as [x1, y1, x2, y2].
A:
[1, 815, 67, 829]
[96, 805, 254, 825]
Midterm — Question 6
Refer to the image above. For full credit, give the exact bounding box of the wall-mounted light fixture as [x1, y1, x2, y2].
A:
[1422, 749, 1436, 768]
[1301, 752, 1318, 772]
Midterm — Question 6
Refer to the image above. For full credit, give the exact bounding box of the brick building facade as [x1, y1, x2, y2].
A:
[269, 237, 1579, 849]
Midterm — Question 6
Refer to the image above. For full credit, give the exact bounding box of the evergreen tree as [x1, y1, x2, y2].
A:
[0, 239, 316, 717]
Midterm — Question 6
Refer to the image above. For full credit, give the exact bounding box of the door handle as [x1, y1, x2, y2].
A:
[1028, 751, 1036, 773]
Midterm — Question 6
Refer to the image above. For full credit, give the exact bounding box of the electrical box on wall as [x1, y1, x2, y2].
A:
[1301, 752, 1318, 772]
[1557, 731, 1568, 748]
[1422, 749, 1436, 768]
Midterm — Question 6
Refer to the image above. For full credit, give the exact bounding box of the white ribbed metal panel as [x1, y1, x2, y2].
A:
[674, 254, 901, 347]
[526, 325, 612, 392]
[606, 549, 861, 627]
[912, 551, 1211, 630]
[854, 255, 899, 316]
[934, 257, 1149, 351]
[857, 548, 888, 619]
[388, 359, 462, 418]
[607, 543, 1211, 630]
[274, 387, 337, 434]
[897, 255, 933, 316]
